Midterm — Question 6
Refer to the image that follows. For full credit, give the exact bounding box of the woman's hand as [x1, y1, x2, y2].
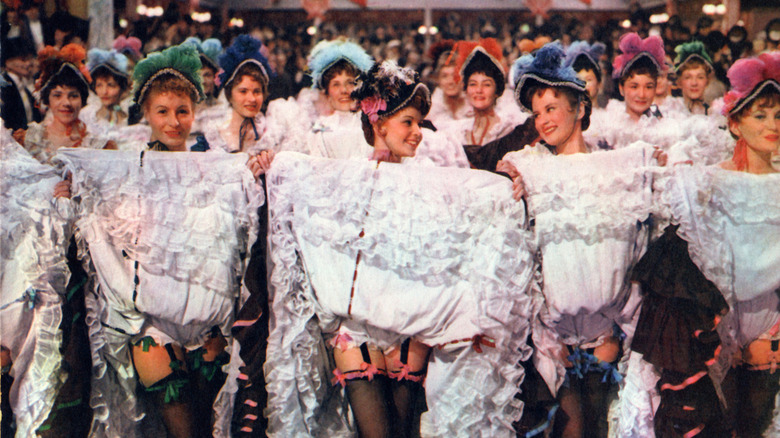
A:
[247, 150, 275, 179]
[497, 161, 526, 201]
[652, 147, 668, 167]
[496, 160, 520, 178]
[53, 172, 72, 199]
[512, 173, 526, 201]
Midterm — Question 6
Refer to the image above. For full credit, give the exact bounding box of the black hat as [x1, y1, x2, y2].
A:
[1, 37, 36, 65]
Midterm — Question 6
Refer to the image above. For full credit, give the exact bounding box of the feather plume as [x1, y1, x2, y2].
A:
[427, 39, 455, 65]
[351, 60, 430, 120]
[307, 38, 373, 89]
[453, 38, 504, 84]
[612, 33, 666, 79]
[218, 35, 273, 89]
[113, 35, 143, 59]
[564, 41, 606, 73]
[673, 41, 713, 71]
[510, 41, 585, 112]
[35, 44, 91, 92]
[132, 44, 204, 105]
[87, 48, 129, 78]
[722, 52, 780, 115]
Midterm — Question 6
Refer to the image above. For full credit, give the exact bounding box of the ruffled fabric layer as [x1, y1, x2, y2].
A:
[261, 96, 315, 154]
[22, 121, 113, 164]
[307, 110, 373, 160]
[654, 165, 780, 385]
[264, 152, 536, 437]
[0, 137, 71, 436]
[503, 143, 655, 318]
[54, 149, 262, 437]
[405, 127, 470, 168]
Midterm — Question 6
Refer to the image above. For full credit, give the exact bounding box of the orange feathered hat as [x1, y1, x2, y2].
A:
[453, 38, 504, 85]
[35, 44, 92, 92]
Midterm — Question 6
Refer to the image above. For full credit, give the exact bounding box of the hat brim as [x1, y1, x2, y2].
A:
[674, 53, 714, 73]
[514, 73, 587, 113]
[728, 79, 780, 116]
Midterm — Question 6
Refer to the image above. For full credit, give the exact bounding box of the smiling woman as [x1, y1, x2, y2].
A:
[305, 38, 375, 159]
[14, 44, 115, 164]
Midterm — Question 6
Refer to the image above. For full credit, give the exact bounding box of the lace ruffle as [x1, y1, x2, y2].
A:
[503, 143, 655, 245]
[0, 139, 71, 436]
[656, 165, 780, 385]
[54, 149, 262, 436]
[607, 352, 660, 438]
[260, 97, 314, 154]
[264, 152, 536, 437]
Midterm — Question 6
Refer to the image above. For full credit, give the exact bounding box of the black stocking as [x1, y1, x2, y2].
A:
[389, 378, 423, 438]
[144, 373, 195, 438]
[734, 366, 780, 437]
[345, 376, 392, 438]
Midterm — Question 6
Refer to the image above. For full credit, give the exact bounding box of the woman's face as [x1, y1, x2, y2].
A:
[438, 65, 460, 98]
[326, 71, 357, 112]
[230, 75, 264, 118]
[531, 88, 580, 147]
[729, 100, 780, 155]
[201, 66, 216, 97]
[95, 75, 122, 108]
[378, 106, 424, 158]
[466, 72, 498, 112]
[48, 85, 83, 126]
[620, 73, 656, 119]
[576, 68, 600, 103]
[145, 91, 194, 151]
[678, 66, 709, 101]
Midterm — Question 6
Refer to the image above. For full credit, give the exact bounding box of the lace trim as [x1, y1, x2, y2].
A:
[264, 152, 537, 436]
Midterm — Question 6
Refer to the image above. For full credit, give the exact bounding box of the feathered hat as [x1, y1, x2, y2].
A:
[428, 39, 456, 68]
[517, 36, 552, 55]
[113, 35, 143, 61]
[564, 41, 606, 77]
[612, 33, 666, 79]
[307, 38, 373, 90]
[183, 37, 222, 72]
[351, 60, 431, 123]
[218, 35, 273, 91]
[87, 48, 130, 81]
[511, 41, 586, 113]
[132, 43, 204, 106]
[35, 44, 91, 101]
[673, 41, 713, 73]
[453, 38, 505, 86]
[722, 51, 780, 116]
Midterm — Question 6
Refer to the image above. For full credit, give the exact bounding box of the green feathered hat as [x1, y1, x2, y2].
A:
[132, 44, 205, 106]
[674, 41, 713, 73]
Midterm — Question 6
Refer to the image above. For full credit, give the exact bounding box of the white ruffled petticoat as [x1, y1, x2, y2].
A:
[53, 149, 263, 437]
[307, 110, 373, 160]
[654, 165, 780, 385]
[0, 133, 71, 437]
[264, 152, 537, 437]
[503, 143, 656, 401]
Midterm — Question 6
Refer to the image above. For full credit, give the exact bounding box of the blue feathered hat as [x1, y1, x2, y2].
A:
[307, 38, 374, 90]
[218, 35, 273, 91]
[511, 41, 586, 113]
[183, 37, 222, 71]
[564, 41, 606, 77]
[87, 48, 130, 81]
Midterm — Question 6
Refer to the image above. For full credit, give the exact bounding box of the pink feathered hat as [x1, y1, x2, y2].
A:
[722, 51, 780, 116]
[612, 33, 667, 79]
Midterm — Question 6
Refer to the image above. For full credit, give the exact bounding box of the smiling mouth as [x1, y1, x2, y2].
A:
[543, 127, 556, 136]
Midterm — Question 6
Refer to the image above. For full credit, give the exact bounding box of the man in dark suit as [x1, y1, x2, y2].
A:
[1, 38, 41, 131]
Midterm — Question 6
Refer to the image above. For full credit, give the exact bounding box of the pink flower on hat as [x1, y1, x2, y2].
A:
[360, 95, 387, 123]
